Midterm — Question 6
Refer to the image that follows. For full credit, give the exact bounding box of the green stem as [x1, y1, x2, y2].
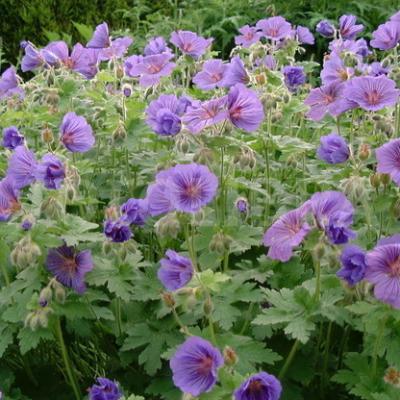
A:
[314, 256, 321, 302]
[278, 339, 300, 380]
[239, 303, 255, 335]
[372, 318, 387, 377]
[115, 297, 122, 337]
[1, 262, 10, 286]
[184, 221, 198, 271]
[222, 251, 229, 272]
[322, 322, 333, 391]
[208, 313, 218, 346]
[55, 318, 81, 400]
[172, 308, 191, 336]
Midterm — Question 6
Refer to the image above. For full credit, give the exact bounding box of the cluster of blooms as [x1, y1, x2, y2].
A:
[305, 13, 400, 121]
[103, 163, 218, 242]
[170, 336, 281, 399]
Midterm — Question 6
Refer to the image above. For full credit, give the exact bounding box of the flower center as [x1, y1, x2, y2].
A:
[185, 183, 201, 199]
[64, 257, 78, 273]
[62, 132, 74, 144]
[230, 106, 242, 119]
[64, 58, 75, 69]
[338, 68, 349, 81]
[366, 90, 381, 105]
[182, 43, 193, 52]
[389, 257, 400, 277]
[148, 64, 162, 74]
[248, 379, 264, 393]
[268, 28, 279, 37]
[197, 356, 213, 374]
[210, 73, 222, 82]
[324, 94, 334, 104]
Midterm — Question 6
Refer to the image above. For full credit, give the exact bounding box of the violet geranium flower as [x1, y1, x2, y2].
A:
[337, 245, 367, 286]
[35, 154, 65, 190]
[103, 218, 132, 243]
[7, 146, 37, 189]
[144, 36, 173, 56]
[282, 66, 306, 92]
[317, 133, 349, 164]
[21, 44, 45, 72]
[235, 25, 262, 47]
[316, 20, 335, 38]
[2, 126, 24, 150]
[170, 30, 213, 59]
[343, 75, 399, 112]
[234, 372, 282, 400]
[339, 15, 364, 40]
[120, 198, 149, 226]
[0, 66, 24, 100]
[60, 112, 95, 153]
[370, 21, 400, 51]
[376, 139, 400, 186]
[170, 336, 224, 396]
[0, 177, 20, 222]
[295, 26, 315, 45]
[227, 84, 264, 132]
[263, 203, 311, 262]
[192, 59, 228, 91]
[256, 16, 292, 41]
[46, 244, 94, 294]
[157, 250, 194, 291]
[88, 377, 122, 400]
[222, 56, 250, 87]
[320, 53, 353, 85]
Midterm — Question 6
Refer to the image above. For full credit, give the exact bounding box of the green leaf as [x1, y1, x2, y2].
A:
[18, 327, 53, 354]
[72, 22, 93, 41]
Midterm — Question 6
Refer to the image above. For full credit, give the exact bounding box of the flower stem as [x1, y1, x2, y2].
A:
[55, 318, 81, 400]
[278, 339, 300, 380]
[115, 297, 122, 337]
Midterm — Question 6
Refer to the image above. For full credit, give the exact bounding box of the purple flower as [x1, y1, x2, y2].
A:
[321, 53, 353, 85]
[68, 44, 100, 79]
[326, 211, 356, 245]
[370, 21, 400, 51]
[21, 44, 45, 72]
[296, 26, 315, 45]
[256, 16, 292, 40]
[146, 94, 182, 136]
[343, 76, 399, 111]
[391, 11, 400, 22]
[282, 66, 306, 91]
[317, 133, 349, 164]
[235, 197, 249, 214]
[263, 55, 277, 70]
[365, 239, 400, 308]
[87, 22, 111, 48]
[157, 250, 193, 291]
[235, 25, 262, 47]
[168, 163, 218, 213]
[120, 198, 149, 226]
[222, 56, 249, 87]
[170, 30, 212, 58]
[337, 245, 367, 286]
[0, 67, 24, 100]
[42, 41, 69, 66]
[170, 336, 223, 396]
[176, 96, 193, 115]
[355, 38, 371, 57]
[144, 36, 172, 56]
[304, 82, 353, 121]
[0, 177, 20, 221]
[35, 154, 65, 190]
[234, 372, 282, 400]
[193, 59, 228, 90]
[104, 218, 132, 242]
[339, 15, 364, 40]
[263, 204, 311, 262]
[316, 20, 335, 38]
[2, 126, 24, 150]
[227, 84, 264, 132]
[21, 216, 34, 231]
[60, 112, 95, 152]
[376, 139, 400, 186]
[7, 146, 37, 189]
[310, 191, 354, 232]
[89, 377, 122, 400]
[364, 61, 390, 77]
[182, 97, 228, 134]
[146, 172, 175, 217]
[124, 53, 176, 87]
[46, 245, 93, 294]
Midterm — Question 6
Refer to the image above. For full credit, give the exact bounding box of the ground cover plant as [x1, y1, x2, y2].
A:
[0, 8, 400, 400]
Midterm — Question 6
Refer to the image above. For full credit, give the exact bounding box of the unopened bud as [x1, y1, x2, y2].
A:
[116, 65, 125, 79]
[176, 135, 190, 153]
[29, 313, 40, 331]
[223, 346, 238, 366]
[112, 122, 127, 142]
[37, 311, 49, 328]
[41, 127, 54, 144]
[162, 292, 176, 308]
[21, 214, 35, 231]
[41, 197, 64, 219]
[45, 89, 59, 106]
[384, 367, 400, 388]
[203, 297, 213, 315]
[392, 199, 400, 219]
[235, 197, 249, 215]
[193, 148, 214, 165]
[358, 144, 370, 161]
[255, 73, 266, 85]
[370, 173, 381, 188]
[380, 173, 391, 186]
[105, 205, 119, 220]
[209, 232, 232, 256]
[55, 286, 66, 304]
[122, 84, 132, 97]
[155, 213, 181, 239]
[102, 240, 112, 255]
[314, 243, 325, 259]
[39, 287, 53, 304]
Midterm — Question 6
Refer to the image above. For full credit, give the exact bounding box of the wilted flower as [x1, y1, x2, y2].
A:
[370, 21, 400, 50]
[88, 377, 122, 400]
[46, 244, 93, 294]
[182, 97, 228, 134]
[146, 94, 182, 136]
[0, 177, 20, 221]
[124, 53, 176, 87]
[193, 59, 228, 90]
[256, 16, 292, 40]
[343, 76, 399, 111]
[170, 336, 224, 396]
[120, 198, 149, 226]
[170, 30, 212, 58]
[337, 245, 367, 286]
[365, 235, 400, 308]
[317, 133, 349, 164]
[376, 139, 400, 186]
[235, 25, 262, 47]
[234, 372, 282, 400]
[35, 154, 65, 190]
[144, 36, 173, 56]
[227, 84, 264, 132]
[2, 126, 24, 150]
[339, 15, 364, 40]
[7, 146, 38, 189]
[60, 112, 95, 152]
[157, 250, 194, 291]
[316, 20, 335, 38]
[104, 219, 132, 242]
[0, 66, 24, 100]
[21, 44, 45, 72]
[282, 66, 306, 91]
[263, 203, 311, 262]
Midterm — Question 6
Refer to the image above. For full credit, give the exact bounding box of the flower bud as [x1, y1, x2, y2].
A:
[155, 213, 181, 239]
[255, 73, 266, 85]
[45, 89, 59, 106]
[29, 313, 40, 331]
[102, 240, 113, 255]
[122, 83, 132, 97]
[192, 209, 205, 225]
[384, 367, 400, 388]
[10, 236, 41, 268]
[39, 287, 53, 304]
[223, 346, 238, 366]
[358, 144, 370, 161]
[209, 232, 232, 256]
[341, 176, 366, 202]
[105, 205, 119, 220]
[314, 243, 325, 259]
[24, 312, 34, 328]
[392, 199, 400, 219]
[193, 147, 214, 165]
[55, 285, 66, 304]
[41, 127, 54, 144]
[116, 65, 125, 79]
[112, 122, 127, 142]
[176, 135, 190, 153]
[21, 214, 35, 231]
[162, 292, 176, 308]
[41, 197, 64, 219]
[235, 197, 249, 215]
[380, 173, 391, 186]
[370, 173, 381, 188]
[203, 297, 214, 315]
[66, 185, 76, 201]
[37, 311, 49, 328]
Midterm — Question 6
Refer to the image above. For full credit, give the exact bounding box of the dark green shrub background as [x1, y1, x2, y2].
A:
[0, 0, 398, 69]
